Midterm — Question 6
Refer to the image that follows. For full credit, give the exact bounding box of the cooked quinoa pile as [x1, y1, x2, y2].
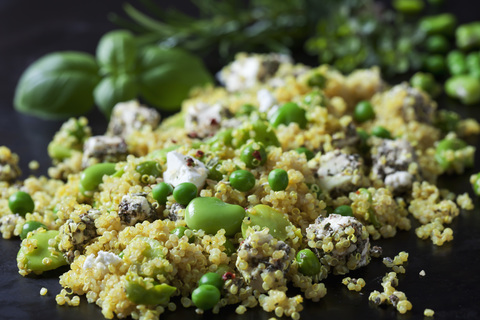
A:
[1, 52, 479, 319]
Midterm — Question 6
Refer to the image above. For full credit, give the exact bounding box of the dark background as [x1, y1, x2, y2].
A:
[1, 1, 480, 320]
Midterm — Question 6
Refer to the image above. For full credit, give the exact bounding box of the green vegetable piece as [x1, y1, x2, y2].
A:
[353, 100, 375, 123]
[80, 162, 116, 194]
[136, 161, 162, 178]
[307, 73, 326, 88]
[170, 226, 195, 243]
[191, 284, 221, 310]
[93, 74, 138, 118]
[17, 230, 67, 274]
[447, 50, 468, 76]
[420, 14, 457, 35]
[242, 204, 293, 241]
[445, 75, 480, 105]
[96, 30, 137, 76]
[232, 119, 280, 148]
[229, 170, 256, 192]
[222, 239, 236, 256]
[471, 173, 480, 195]
[207, 129, 233, 151]
[152, 182, 173, 205]
[240, 142, 267, 168]
[185, 197, 245, 236]
[20, 221, 47, 240]
[295, 147, 315, 161]
[173, 182, 198, 206]
[47, 144, 73, 161]
[434, 110, 460, 133]
[357, 129, 370, 153]
[466, 52, 480, 79]
[9, 191, 35, 217]
[456, 22, 480, 50]
[237, 104, 256, 116]
[269, 102, 307, 129]
[205, 157, 225, 181]
[14, 52, 100, 119]
[425, 35, 450, 54]
[198, 272, 224, 290]
[303, 89, 327, 107]
[296, 249, 321, 276]
[423, 54, 446, 75]
[125, 275, 176, 305]
[268, 168, 289, 191]
[392, 0, 424, 14]
[137, 46, 212, 112]
[410, 72, 441, 97]
[334, 205, 354, 217]
[371, 126, 391, 139]
[435, 138, 471, 171]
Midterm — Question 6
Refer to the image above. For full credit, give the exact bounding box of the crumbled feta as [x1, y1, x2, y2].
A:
[385, 171, 413, 191]
[163, 151, 209, 190]
[257, 89, 279, 118]
[82, 135, 127, 168]
[107, 100, 161, 137]
[83, 251, 122, 276]
[184, 102, 223, 138]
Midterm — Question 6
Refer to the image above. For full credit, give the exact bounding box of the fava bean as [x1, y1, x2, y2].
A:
[410, 72, 441, 97]
[242, 204, 294, 241]
[79, 162, 116, 194]
[435, 138, 471, 170]
[425, 34, 450, 54]
[185, 197, 245, 236]
[447, 50, 468, 76]
[8, 191, 35, 216]
[456, 22, 480, 50]
[445, 75, 480, 105]
[125, 274, 176, 305]
[296, 249, 321, 276]
[136, 161, 162, 178]
[392, 0, 424, 14]
[420, 14, 456, 35]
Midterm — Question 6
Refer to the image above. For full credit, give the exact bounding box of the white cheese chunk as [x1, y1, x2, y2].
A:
[83, 251, 122, 276]
[163, 151, 208, 190]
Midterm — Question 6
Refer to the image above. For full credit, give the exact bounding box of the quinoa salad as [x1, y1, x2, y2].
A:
[1, 53, 480, 319]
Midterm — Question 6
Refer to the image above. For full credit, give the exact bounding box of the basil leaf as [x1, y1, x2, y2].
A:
[137, 46, 212, 111]
[93, 74, 138, 118]
[14, 51, 100, 120]
[96, 30, 137, 76]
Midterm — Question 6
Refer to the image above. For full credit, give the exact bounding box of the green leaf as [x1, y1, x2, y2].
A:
[136, 46, 212, 111]
[14, 51, 100, 120]
[93, 74, 138, 118]
[96, 30, 137, 76]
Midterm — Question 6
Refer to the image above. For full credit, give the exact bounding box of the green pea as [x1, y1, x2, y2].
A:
[125, 275, 176, 305]
[392, 0, 424, 14]
[268, 168, 289, 191]
[296, 249, 321, 276]
[420, 14, 457, 35]
[410, 72, 440, 97]
[8, 191, 35, 217]
[242, 204, 294, 241]
[222, 239, 236, 256]
[16, 230, 67, 274]
[136, 161, 162, 178]
[207, 129, 233, 151]
[237, 104, 256, 116]
[307, 73, 326, 88]
[447, 51, 468, 76]
[198, 272, 224, 290]
[445, 75, 480, 105]
[334, 205, 353, 217]
[79, 162, 116, 194]
[270, 102, 307, 129]
[456, 22, 480, 50]
[20, 221, 47, 240]
[240, 142, 267, 168]
[303, 89, 327, 107]
[371, 126, 391, 139]
[353, 100, 375, 123]
[229, 170, 256, 192]
[152, 182, 173, 205]
[173, 182, 197, 206]
[185, 197, 245, 236]
[423, 54, 446, 75]
[295, 147, 315, 161]
[170, 226, 194, 243]
[191, 284, 221, 310]
[425, 35, 450, 54]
